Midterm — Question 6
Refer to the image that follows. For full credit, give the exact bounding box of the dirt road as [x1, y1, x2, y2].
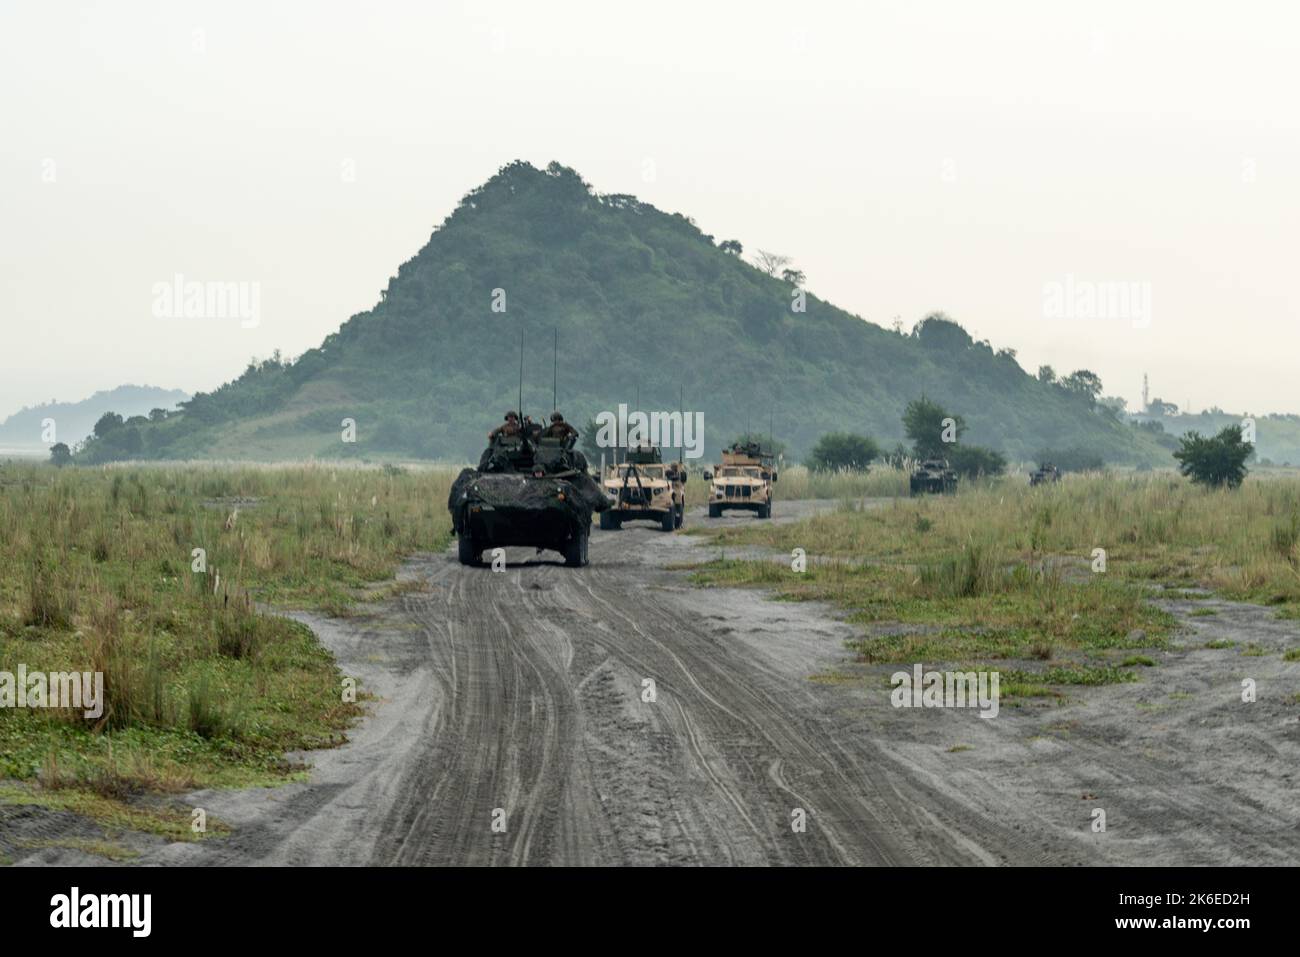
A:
[75, 500, 1300, 866]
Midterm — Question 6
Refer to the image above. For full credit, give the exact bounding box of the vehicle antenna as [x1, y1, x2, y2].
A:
[680, 383, 685, 464]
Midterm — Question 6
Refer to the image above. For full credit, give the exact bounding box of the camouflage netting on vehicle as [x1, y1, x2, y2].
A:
[477, 440, 589, 475]
[448, 468, 609, 521]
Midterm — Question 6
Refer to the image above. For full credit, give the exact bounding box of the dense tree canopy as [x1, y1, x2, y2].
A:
[1174, 426, 1252, 488]
[805, 432, 879, 471]
[93, 412, 123, 438]
[1060, 370, 1104, 405]
[912, 313, 972, 352]
[903, 396, 965, 459]
[947, 444, 1007, 477]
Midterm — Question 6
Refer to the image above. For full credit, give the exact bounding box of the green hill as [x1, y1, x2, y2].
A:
[1, 385, 187, 453]
[77, 161, 1167, 466]
[1130, 411, 1300, 467]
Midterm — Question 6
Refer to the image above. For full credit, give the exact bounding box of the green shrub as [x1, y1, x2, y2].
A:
[1174, 426, 1252, 488]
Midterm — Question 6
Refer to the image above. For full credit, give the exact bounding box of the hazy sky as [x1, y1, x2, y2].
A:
[3, 0, 1297, 421]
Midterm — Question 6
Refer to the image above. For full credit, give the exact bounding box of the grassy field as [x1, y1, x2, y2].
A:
[772, 464, 911, 500]
[7, 457, 1294, 835]
[704, 472, 1300, 605]
[1, 453, 894, 817]
[0, 460, 457, 833]
[686, 472, 1300, 699]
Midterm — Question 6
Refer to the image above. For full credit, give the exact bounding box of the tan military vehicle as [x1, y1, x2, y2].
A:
[600, 444, 687, 531]
[704, 441, 776, 519]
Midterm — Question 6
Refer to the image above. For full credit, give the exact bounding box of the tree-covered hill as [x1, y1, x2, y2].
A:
[1130, 409, 1300, 468]
[78, 161, 1166, 465]
[1, 385, 187, 452]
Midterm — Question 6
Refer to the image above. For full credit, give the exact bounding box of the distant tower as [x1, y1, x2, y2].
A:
[1142, 374, 1149, 413]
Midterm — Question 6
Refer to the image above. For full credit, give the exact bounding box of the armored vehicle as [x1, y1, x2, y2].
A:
[909, 458, 958, 496]
[704, 441, 776, 519]
[449, 430, 608, 567]
[1029, 463, 1061, 486]
[600, 444, 687, 531]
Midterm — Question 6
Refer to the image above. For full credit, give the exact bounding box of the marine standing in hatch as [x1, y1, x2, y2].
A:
[488, 411, 521, 442]
[542, 411, 579, 441]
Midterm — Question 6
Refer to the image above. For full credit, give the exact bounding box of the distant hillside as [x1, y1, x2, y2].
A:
[1, 385, 188, 451]
[77, 161, 1169, 466]
[1130, 411, 1300, 467]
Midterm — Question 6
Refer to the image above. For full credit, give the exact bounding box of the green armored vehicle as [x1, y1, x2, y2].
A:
[1029, 463, 1061, 486]
[449, 427, 608, 567]
[909, 458, 958, 496]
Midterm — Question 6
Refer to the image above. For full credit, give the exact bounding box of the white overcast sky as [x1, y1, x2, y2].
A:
[2, 0, 1297, 420]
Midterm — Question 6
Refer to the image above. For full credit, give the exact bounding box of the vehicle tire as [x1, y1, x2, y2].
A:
[564, 527, 589, 567]
[760, 502, 771, 519]
[599, 511, 620, 530]
[674, 503, 684, 529]
[708, 503, 721, 518]
[661, 510, 675, 532]
[457, 529, 479, 566]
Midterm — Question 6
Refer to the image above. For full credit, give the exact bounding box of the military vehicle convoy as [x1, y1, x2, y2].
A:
[449, 426, 608, 567]
[703, 442, 776, 519]
[1029, 463, 1061, 486]
[909, 458, 958, 495]
[600, 444, 687, 531]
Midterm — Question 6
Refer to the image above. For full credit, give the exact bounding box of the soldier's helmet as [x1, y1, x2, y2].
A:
[505, 411, 519, 422]
[550, 412, 564, 423]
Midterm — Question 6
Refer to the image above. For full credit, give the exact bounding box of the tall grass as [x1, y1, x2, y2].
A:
[705, 471, 1300, 609]
[916, 541, 1004, 599]
[774, 464, 910, 500]
[22, 551, 75, 627]
[0, 461, 459, 793]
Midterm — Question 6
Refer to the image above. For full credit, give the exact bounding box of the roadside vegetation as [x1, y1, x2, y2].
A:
[0, 461, 456, 831]
[686, 472, 1300, 697]
[772, 464, 909, 500]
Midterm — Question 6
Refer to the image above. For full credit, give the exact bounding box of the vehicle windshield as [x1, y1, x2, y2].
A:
[718, 466, 762, 478]
[609, 464, 665, 478]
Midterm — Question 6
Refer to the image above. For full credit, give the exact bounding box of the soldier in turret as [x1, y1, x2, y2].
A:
[543, 411, 579, 441]
[488, 411, 521, 442]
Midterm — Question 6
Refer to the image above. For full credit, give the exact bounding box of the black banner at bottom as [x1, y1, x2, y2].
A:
[0, 865, 1281, 943]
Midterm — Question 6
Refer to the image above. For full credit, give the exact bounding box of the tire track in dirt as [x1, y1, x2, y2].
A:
[110, 500, 1299, 868]
[338, 506, 1059, 866]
